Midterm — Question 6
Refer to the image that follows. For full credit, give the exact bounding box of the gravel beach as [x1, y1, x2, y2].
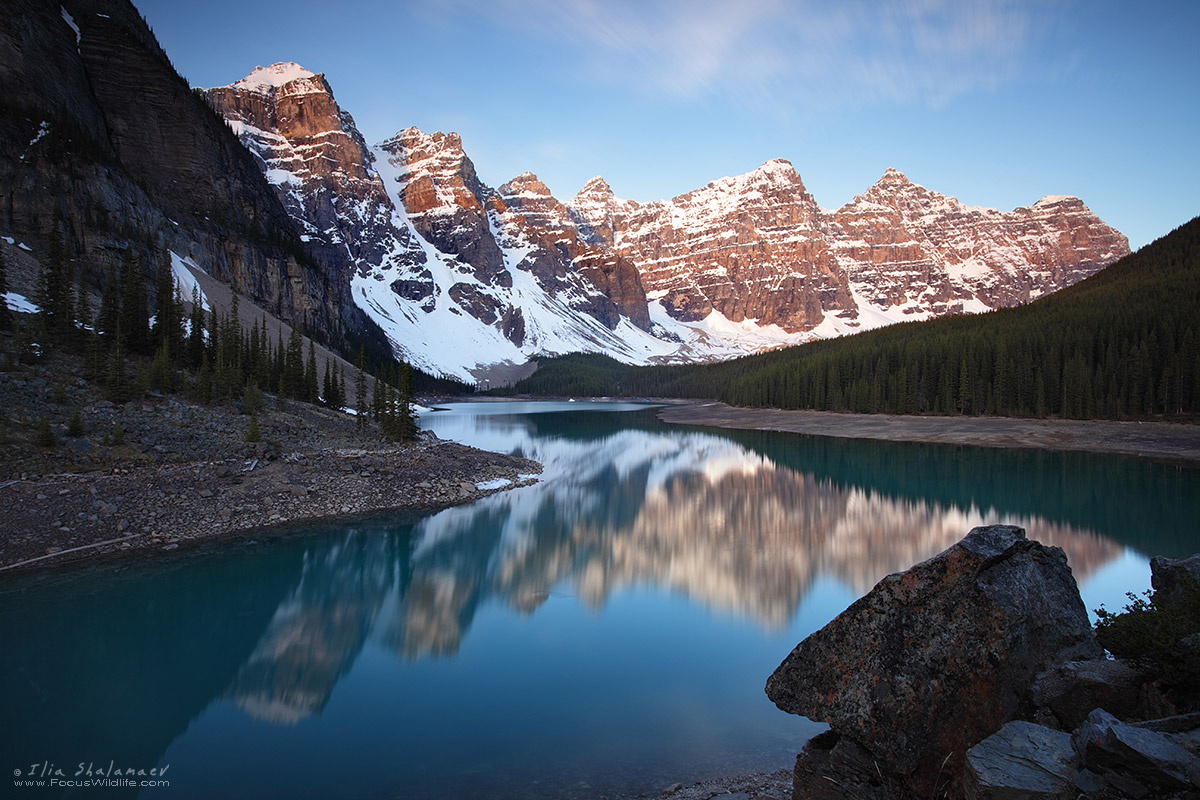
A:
[0, 356, 539, 572]
[657, 402, 1200, 465]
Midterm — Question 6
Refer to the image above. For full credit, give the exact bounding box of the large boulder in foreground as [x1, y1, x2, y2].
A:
[766, 525, 1101, 796]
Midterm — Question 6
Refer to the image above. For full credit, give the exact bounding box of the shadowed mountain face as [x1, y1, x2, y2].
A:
[0, 2, 368, 341]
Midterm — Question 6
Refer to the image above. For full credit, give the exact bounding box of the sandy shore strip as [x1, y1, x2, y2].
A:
[657, 402, 1200, 465]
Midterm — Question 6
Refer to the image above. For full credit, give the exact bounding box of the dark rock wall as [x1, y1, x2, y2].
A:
[0, 0, 379, 350]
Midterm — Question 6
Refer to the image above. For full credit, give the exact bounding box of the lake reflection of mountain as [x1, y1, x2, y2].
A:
[3, 403, 1192, 800]
[219, 409, 1128, 723]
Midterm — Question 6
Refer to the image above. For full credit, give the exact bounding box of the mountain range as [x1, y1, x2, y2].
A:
[0, 3, 1129, 383]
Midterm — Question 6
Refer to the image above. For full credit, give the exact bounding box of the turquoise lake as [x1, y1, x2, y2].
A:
[2, 401, 1197, 799]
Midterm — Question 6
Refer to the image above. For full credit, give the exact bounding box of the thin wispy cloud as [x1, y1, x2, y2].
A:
[430, 0, 1054, 113]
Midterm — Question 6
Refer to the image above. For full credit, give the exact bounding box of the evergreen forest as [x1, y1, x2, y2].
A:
[3, 239, 466, 441]
[512, 216, 1200, 420]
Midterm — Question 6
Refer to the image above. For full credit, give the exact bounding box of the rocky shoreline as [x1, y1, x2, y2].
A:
[0, 436, 540, 573]
[0, 355, 540, 573]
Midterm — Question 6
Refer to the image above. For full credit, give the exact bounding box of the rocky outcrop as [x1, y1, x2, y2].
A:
[767, 529, 1200, 799]
[827, 172, 1129, 315]
[965, 709, 1200, 799]
[964, 721, 1080, 800]
[377, 128, 507, 285]
[498, 171, 650, 329]
[201, 68, 668, 380]
[1031, 658, 1148, 731]
[1151, 553, 1200, 614]
[203, 64, 427, 291]
[1073, 709, 1200, 794]
[766, 525, 1101, 796]
[572, 160, 850, 330]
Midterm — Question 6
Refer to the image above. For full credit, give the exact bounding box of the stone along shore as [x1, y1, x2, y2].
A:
[0, 437, 540, 572]
[0, 367, 541, 572]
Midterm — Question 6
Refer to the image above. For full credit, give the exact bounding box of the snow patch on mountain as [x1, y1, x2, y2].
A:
[234, 63, 315, 93]
[169, 251, 212, 311]
[4, 292, 39, 315]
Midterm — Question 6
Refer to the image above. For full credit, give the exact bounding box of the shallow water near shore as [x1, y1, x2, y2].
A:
[2, 401, 1197, 799]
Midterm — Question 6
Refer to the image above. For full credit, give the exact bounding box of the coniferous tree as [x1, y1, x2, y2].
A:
[75, 276, 92, 333]
[398, 359, 416, 438]
[149, 339, 175, 392]
[66, 409, 85, 437]
[228, 289, 240, 342]
[37, 225, 74, 341]
[242, 381, 263, 415]
[274, 330, 286, 391]
[119, 249, 149, 355]
[354, 347, 367, 429]
[36, 415, 57, 447]
[305, 340, 318, 404]
[372, 367, 384, 420]
[105, 322, 129, 403]
[0, 248, 12, 331]
[285, 326, 304, 399]
[322, 360, 333, 407]
[187, 286, 205, 368]
[97, 260, 120, 347]
[245, 410, 261, 443]
[195, 350, 212, 404]
[152, 247, 177, 351]
[337, 363, 347, 412]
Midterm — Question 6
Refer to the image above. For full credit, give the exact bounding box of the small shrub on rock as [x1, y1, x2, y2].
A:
[245, 411, 261, 443]
[66, 409, 85, 437]
[1096, 585, 1200, 699]
[36, 415, 57, 447]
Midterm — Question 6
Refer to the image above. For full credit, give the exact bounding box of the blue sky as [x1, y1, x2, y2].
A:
[137, 0, 1198, 249]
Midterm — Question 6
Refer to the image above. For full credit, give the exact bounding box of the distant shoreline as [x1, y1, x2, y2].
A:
[656, 402, 1200, 466]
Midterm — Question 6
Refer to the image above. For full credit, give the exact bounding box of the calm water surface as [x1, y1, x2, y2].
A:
[2, 402, 1197, 799]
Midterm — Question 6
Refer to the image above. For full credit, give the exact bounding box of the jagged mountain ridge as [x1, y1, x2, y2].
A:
[202, 62, 1129, 382]
[205, 68, 698, 382]
[569, 160, 1130, 337]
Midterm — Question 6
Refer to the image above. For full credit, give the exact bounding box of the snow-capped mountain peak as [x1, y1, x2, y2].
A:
[232, 62, 317, 93]
[203, 64, 1130, 384]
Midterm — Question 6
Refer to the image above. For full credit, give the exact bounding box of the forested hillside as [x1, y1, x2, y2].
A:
[514, 216, 1200, 419]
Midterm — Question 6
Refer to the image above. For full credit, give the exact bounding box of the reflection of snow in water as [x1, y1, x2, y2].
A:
[412, 402, 1123, 633]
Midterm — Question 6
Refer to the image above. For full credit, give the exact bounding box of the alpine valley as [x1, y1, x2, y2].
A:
[1, 1, 1129, 383]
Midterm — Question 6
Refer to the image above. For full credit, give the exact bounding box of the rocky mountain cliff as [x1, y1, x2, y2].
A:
[1, 4, 1130, 385]
[204, 71, 682, 382]
[0, 2, 388, 354]
[570, 160, 1130, 338]
[201, 63, 1128, 382]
